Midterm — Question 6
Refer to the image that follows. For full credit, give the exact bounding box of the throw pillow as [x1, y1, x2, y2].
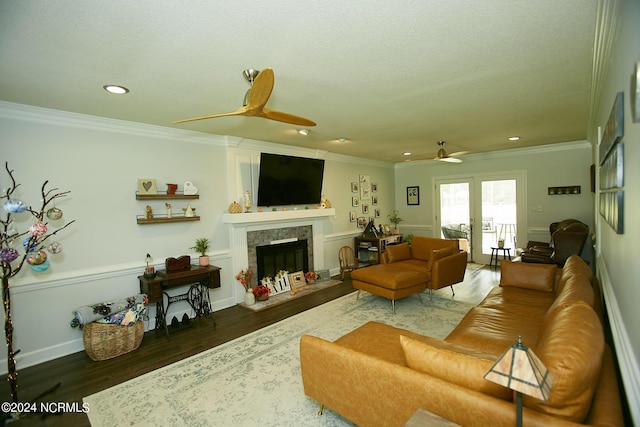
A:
[499, 260, 556, 292]
[386, 242, 412, 263]
[426, 246, 454, 271]
[400, 335, 512, 400]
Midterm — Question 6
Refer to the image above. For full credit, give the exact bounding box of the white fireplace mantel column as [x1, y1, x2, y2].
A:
[223, 208, 336, 303]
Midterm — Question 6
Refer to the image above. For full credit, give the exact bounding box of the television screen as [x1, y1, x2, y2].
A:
[257, 153, 325, 206]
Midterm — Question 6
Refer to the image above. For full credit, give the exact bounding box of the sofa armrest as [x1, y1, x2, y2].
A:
[300, 334, 585, 427]
[429, 250, 467, 290]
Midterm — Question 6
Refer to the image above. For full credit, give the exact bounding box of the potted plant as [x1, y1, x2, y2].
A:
[387, 210, 403, 234]
[252, 284, 271, 301]
[190, 237, 211, 266]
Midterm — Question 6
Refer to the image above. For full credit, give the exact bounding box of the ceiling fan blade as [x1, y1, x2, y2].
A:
[448, 150, 470, 157]
[437, 156, 463, 163]
[245, 67, 274, 110]
[172, 106, 248, 124]
[262, 108, 317, 126]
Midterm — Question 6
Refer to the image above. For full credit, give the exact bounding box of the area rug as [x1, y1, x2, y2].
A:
[84, 292, 474, 427]
[466, 262, 486, 270]
[239, 279, 343, 312]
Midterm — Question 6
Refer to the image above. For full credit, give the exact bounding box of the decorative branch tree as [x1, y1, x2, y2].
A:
[1, 162, 74, 403]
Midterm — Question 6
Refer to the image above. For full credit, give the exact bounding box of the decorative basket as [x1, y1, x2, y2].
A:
[82, 321, 144, 361]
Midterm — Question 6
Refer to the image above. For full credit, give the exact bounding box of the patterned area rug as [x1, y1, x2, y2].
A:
[84, 292, 473, 426]
[466, 262, 486, 270]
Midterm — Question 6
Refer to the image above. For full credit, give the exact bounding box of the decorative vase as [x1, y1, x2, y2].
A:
[245, 289, 255, 306]
[199, 255, 209, 267]
[498, 239, 505, 248]
[166, 183, 178, 195]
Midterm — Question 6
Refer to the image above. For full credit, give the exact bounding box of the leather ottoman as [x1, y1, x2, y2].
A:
[351, 265, 427, 312]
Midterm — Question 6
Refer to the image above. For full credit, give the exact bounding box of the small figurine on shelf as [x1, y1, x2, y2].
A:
[184, 205, 195, 217]
[145, 205, 153, 219]
[166, 202, 172, 218]
[166, 183, 178, 195]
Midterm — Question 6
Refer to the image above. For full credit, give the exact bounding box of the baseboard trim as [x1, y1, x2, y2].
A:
[597, 256, 639, 424]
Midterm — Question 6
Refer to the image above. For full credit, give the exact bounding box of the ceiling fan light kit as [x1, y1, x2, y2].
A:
[173, 67, 316, 127]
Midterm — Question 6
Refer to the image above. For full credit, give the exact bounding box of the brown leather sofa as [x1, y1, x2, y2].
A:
[350, 236, 467, 312]
[521, 219, 589, 266]
[300, 256, 623, 426]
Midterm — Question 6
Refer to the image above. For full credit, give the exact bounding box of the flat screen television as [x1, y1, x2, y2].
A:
[257, 153, 325, 207]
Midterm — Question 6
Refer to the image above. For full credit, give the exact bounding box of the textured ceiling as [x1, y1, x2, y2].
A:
[0, 1, 598, 163]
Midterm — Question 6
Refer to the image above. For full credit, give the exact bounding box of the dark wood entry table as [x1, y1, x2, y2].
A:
[138, 265, 220, 338]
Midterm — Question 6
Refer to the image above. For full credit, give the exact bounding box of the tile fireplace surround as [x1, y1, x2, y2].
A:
[223, 209, 336, 303]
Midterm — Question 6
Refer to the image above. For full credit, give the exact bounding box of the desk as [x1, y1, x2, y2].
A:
[489, 247, 511, 270]
[139, 265, 220, 338]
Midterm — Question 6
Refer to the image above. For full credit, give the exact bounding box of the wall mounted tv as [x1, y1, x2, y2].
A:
[257, 153, 325, 207]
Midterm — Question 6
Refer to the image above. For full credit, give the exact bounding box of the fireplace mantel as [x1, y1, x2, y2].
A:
[222, 208, 335, 225]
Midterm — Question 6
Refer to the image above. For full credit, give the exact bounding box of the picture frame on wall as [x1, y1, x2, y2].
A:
[359, 174, 371, 200]
[407, 186, 420, 205]
[599, 92, 624, 163]
[632, 61, 640, 123]
[352, 197, 359, 207]
[351, 182, 358, 193]
[349, 211, 356, 222]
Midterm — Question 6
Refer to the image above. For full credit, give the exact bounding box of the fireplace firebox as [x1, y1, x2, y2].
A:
[256, 239, 309, 282]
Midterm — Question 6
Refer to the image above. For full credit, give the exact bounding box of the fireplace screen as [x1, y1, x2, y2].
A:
[256, 240, 309, 281]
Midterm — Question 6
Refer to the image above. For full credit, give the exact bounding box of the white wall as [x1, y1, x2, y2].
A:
[393, 141, 594, 241]
[590, 0, 640, 421]
[0, 102, 395, 371]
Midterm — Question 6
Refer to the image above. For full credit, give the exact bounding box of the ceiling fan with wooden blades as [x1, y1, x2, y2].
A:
[172, 68, 316, 127]
[429, 140, 468, 163]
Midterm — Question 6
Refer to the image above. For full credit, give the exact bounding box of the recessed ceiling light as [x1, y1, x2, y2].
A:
[338, 138, 347, 143]
[508, 136, 520, 141]
[403, 152, 411, 156]
[298, 129, 309, 136]
[103, 85, 129, 94]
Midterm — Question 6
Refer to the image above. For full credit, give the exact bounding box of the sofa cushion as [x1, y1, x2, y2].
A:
[351, 264, 427, 290]
[545, 275, 594, 322]
[400, 335, 513, 400]
[499, 260, 556, 292]
[426, 247, 454, 271]
[526, 301, 604, 423]
[410, 236, 458, 261]
[556, 255, 592, 295]
[386, 242, 412, 263]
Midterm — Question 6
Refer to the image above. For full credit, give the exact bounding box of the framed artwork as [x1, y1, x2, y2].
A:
[288, 271, 305, 290]
[372, 196, 378, 205]
[375, 208, 380, 218]
[359, 174, 371, 200]
[599, 92, 624, 163]
[349, 211, 357, 222]
[599, 190, 624, 234]
[632, 61, 640, 123]
[352, 197, 359, 207]
[357, 217, 366, 228]
[362, 204, 369, 214]
[407, 186, 420, 205]
[351, 182, 359, 193]
[137, 179, 158, 195]
[372, 182, 378, 192]
[600, 143, 624, 190]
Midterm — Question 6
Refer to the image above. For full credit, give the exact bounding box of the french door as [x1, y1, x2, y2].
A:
[435, 172, 525, 265]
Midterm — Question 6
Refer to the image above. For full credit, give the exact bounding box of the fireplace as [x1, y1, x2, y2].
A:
[222, 208, 335, 303]
[256, 239, 309, 281]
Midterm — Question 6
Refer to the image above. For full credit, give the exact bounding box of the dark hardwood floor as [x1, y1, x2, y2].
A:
[2, 267, 499, 426]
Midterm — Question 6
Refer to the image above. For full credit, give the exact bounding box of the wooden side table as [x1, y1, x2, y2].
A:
[489, 247, 512, 269]
[138, 265, 220, 338]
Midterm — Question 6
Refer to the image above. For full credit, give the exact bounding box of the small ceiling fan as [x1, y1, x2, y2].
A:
[173, 68, 316, 126]
[430, 141, 468, 163]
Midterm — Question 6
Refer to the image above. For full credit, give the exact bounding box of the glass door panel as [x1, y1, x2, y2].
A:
[437, 180, 472, 261]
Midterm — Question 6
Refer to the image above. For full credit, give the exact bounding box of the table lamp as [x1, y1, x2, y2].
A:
[484, 336, 554, 427]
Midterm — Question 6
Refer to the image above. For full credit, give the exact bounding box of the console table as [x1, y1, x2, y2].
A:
[138, 265, 220, 338]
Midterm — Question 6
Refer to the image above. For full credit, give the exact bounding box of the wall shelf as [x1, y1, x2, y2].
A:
[136, 192, 199, 200]
[136, 215, 200, 224]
